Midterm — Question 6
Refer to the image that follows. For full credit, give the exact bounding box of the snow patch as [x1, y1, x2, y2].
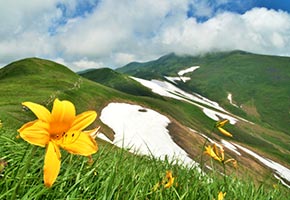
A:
[133, 77, 227, 112]
[165, 76, 191, 83]
[96, 133, 112, 143]
[227, 93, 239, 108]
[203, 108, 238, 125]
[132, 76, 253, 125]
[233, 143, 290, 188]
[221, 140, 241, 156]
[131, 77, 181, 99]
[178, 66, 200, 76]
[100, 102, 197, 167]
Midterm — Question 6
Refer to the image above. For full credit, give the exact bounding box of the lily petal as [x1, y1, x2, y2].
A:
[44, 142, 61, 187]
[18, 120, 50, 147]
[215, 119, 229, 128]
[84, 126, 101, 139]
[217, 127, 233, 137]
[70, 111, 97, 131]
[61, 132, 98, 156]
[22, 102, 51, 122]
[51, 99, 76, 125]
[218, 191, 226, 200]
[205, 145, 222, 162]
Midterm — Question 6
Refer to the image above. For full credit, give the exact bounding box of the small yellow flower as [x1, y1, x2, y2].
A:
[0, 159, 7, 174]
[205, 144, 223, 162]
[0, 120, 2, 128]
[218, 191, 226, 200]
[215, 119, 229, 128]
[217, 127, 233, 137]
[164, 170, 175, 188]
[18, 98, 99, 187]
[215, 119, 233, 137]
[205, 144, 237, 167]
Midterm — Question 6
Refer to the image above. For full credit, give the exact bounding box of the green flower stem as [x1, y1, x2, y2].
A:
[223, 163, 227, 187]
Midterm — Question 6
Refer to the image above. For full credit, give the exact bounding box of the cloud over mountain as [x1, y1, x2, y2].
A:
[1, 0, 290, 70]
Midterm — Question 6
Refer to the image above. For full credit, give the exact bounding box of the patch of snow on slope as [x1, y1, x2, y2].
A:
[100, 102, 197, 167]
[132, 77, 239, 124]
[132, 77, 181, 99]
[221, 140, 241, 156]
[96, 133, 112, 143]
[151, 78, 226, 112]
[233, 143, 290, 188]
[164, 76, 191, 83]
[203, 108, 238, 125]
[178, 66, 200, 76]
[227, 93, 239, 108]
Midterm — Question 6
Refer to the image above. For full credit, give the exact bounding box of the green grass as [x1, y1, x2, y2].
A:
[0, 127, 287, 200]
[79, 68, 159, 98]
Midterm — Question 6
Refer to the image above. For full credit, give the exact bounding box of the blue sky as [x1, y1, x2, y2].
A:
[1, 0, 290, 71]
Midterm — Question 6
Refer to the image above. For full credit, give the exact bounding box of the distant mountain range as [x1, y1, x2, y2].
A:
[1, 50, 289, 187]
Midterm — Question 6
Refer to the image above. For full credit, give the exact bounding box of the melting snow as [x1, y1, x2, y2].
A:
[164, 76, 191, 83]
[178, 66, 200, 76]
[203, 108, 238, 125]
[220, 140, 241, 156]
[100, 102, 197, 167]
[227, 93, 239, 108]
[96, 132, 112, 143]
[132, 76, 240, 125]
[233, 143, 290, 188]
[132, 77, 226, 112]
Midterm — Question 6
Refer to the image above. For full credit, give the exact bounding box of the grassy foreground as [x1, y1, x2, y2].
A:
[0, 126, 287, 200]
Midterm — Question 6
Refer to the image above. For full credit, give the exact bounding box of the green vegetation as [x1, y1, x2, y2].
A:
[0, 57, 289, 199]
[79, 68, 158, 97]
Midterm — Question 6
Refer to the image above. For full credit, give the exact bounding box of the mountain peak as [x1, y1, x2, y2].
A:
[0, 57, 76, 80]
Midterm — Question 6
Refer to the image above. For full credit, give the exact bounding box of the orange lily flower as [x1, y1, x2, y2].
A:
[205, 144, 223, 162]
[164, 170, 175, 188]
[204, 144, 237, 167]
[218, 191, 226, 200]
[18, 98, 99, 187]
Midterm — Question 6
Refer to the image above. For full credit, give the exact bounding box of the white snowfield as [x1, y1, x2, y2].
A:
[178, 66, 200, 76]
[221, 139, 241, 156]
[227, 93, 239, 108]
[164, 76, 191, 83]
[100, 102, 197, 167]
[131, 76, 241, 125]
[164, 66, 200, 83]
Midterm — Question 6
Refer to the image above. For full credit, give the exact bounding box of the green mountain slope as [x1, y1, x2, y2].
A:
[117, 51, 290, 134]
[79, 68, 157, 97]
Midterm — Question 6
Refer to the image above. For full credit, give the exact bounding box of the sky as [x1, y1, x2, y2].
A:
[1, 0, 290, 71]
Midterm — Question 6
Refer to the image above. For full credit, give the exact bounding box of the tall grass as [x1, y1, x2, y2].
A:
[0, 127, 286, 200]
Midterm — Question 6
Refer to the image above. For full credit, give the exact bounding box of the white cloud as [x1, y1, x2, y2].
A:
[0, 1, 290, 71]
[73, 59, 106, 70]
[156, 8, 290, 56]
